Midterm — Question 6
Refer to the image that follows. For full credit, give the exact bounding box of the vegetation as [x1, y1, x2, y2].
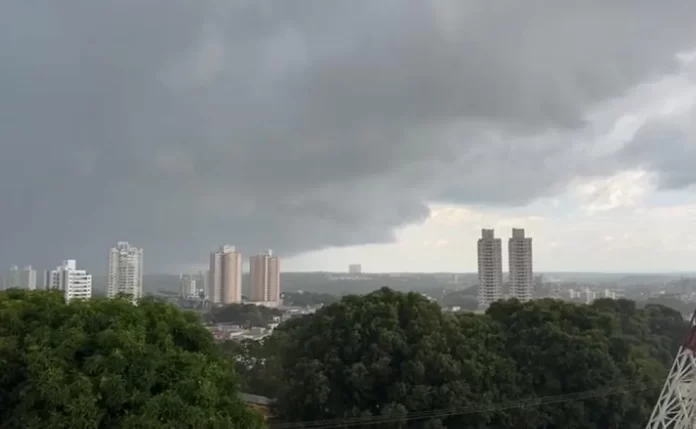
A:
[0, 289, 264, 429]
[0, 286, 687, 429]
[438, 289, 478, 310]
[233, 288, 687, 429]
[206, 303, 282, 328]
[281, 291, 339, 307]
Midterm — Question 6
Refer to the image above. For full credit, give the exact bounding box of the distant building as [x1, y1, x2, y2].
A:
[602, 289, 617, 299]
[5, 266, 19, 289]
[478, 229, 503, 309]
[49, 260, 92, 302]
[19, 266, 36, 290]
[180, 274, 197, 298]
[209, 245, 242, 305]
[250, 250, 281, 305]
[348, 264, 362, 275]
[508, 228, 533, 302]
[42, 270, 52, 289]
[584, 288, 596, 304]
[107, 242, 143, 303]
[197, 269, 209, 298]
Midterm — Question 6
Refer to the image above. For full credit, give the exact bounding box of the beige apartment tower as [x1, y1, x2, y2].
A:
[209, 245, 242, 305]
[477, 229, 503, 309]
[509, 228, 534, 302]
[250, 250, 280, 304]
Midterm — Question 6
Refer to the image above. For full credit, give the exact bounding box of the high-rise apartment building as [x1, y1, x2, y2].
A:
[180, 274, 197, 298]
[477, 229, 503, 309]
[49, 260, 92, 302]
[250, 250, 281, 304]
[5, 265, 19, 289]
[209, 245, 242, 305]
[107, 242, 144, 303]
[508, 228, 534, 302]
[19, 266, 36, 290]
[42, 270, 52, 289]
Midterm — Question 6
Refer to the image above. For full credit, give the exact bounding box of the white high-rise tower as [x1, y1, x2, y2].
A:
[49, 260, 92, 302]
[508, 228, 534, 302]
[477, 229, 503, 309]
[108, 242, 144, 303]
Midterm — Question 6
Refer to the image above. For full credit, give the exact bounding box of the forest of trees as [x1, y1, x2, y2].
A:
[227, 288, 688, 429]
[205, 303, 282, 328]
[0, 289, 264, 429]
[281, 291, 339, 307]
[0, 287, 689, 428]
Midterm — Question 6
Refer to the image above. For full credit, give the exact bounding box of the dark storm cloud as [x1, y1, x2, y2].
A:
[0, 0, 694, 271]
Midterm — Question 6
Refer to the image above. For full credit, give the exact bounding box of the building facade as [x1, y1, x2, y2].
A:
[180, 274, 197, 298]
[477, 229, 503, 309]
[348, 264, 362, 275]
[19, 266, 36, 290]
[209, 245, 242, 305]
[49, 260, 92, 302]
[250, 250, 281, 305]
[107, 242, 144, 302]
[5, 266, 19, 289]
[508, 228, 534, 302]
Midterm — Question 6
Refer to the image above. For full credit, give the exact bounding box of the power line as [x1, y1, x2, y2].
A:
[269, 380, 659, 429]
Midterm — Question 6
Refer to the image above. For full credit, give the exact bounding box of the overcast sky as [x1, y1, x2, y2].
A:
[1, 1, 696, 274]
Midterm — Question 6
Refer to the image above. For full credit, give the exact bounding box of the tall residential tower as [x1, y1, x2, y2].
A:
[49, 260, 92, 302]
[508, 228, 534, 302]
[250, 250, 281, 305]
[477, 229, 502, 309]
[209, 245, 242, 305]
[107, 242, 144, 302]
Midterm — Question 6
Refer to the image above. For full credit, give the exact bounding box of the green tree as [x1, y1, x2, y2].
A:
[0, 289, 264, 429]
[206, 303, 282, 328]
[270, 288, 518, 428]
[265, 289, 679, 429]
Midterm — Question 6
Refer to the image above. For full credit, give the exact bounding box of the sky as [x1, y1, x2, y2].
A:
[1, 1, 696, 274]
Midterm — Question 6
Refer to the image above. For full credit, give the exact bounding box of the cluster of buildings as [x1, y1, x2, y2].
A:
[3, 241, 144, 303]
[3, 242, 282, 307]
[477, 228, 534, 309]
[181, 246, 282, 307]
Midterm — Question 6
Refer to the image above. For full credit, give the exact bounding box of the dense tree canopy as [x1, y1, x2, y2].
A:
[235, 288, 687, 429]
[281, 291, 339, 307]
[0, 289, 264, 429]
[206, 303, 282, 328]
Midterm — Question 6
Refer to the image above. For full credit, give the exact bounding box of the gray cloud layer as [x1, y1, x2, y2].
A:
[0, 1, 694, 271]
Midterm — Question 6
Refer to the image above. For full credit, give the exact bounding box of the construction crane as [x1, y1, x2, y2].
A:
[646, 311, 696, 429]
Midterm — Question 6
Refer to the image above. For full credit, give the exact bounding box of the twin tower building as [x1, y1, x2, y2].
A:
[477, 228, 533, 309]
[208, 245, 280, 306]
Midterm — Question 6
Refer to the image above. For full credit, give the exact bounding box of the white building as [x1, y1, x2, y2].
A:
[180, 274, 197, 298]
[584, 288, 596, 304]
[42, 270, 52, 289]
[107, 242, 143, 303]
[602, 289, 617, 299]
[477, 229, 503, 309]
[250, 250, 281, 305]
[5, 265, 19, 289]
[348, 264, 362, 275]
[49, 260, 92, 302]
[209, 245, 242, 305]
[508, 228, 534, 302]
[19, 266, 36, 290]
